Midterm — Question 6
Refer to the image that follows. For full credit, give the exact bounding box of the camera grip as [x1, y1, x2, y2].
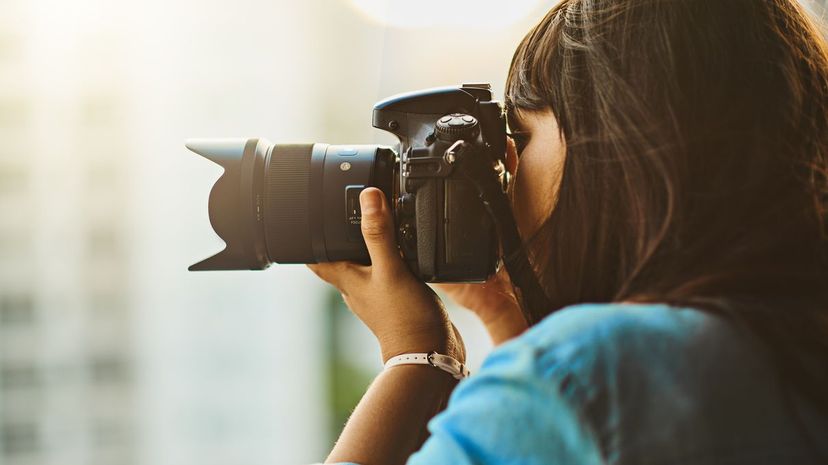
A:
[415, 180, 439, 280]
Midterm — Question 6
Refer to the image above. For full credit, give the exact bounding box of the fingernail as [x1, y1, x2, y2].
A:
[360, 189, 381, 215]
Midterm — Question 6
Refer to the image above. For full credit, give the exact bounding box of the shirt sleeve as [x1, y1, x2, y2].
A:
[406, 338, 604, 465]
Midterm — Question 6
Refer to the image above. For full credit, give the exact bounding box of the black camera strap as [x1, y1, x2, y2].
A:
[451, 141, 553, 326]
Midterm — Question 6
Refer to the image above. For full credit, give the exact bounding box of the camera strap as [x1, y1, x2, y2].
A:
[450, 141, 553, 325]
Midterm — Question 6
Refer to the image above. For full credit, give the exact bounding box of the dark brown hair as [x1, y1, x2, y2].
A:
[506, 0, 828, 431]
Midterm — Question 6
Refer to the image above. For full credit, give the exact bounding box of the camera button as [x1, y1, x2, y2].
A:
[346, 185, 366, 242]
[338, 147, 359, 157]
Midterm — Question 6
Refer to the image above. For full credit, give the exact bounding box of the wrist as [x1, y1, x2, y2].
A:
[384, 352, 469, 380]
[378, 325, 464, 364]
[379, 339, 458, 365]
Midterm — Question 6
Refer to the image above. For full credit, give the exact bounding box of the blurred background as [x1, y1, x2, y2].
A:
[0, 1, 825, 464]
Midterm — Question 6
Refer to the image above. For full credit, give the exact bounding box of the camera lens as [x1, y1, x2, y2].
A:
[186, 139, 395, 271]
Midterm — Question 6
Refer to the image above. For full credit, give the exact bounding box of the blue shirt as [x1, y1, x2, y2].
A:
[342, 303, 828, 464]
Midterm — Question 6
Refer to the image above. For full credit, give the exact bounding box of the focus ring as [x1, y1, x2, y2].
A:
[263, 144, 315, 263]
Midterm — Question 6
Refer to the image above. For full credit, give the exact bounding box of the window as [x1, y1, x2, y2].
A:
[0, 364, 38, 390]
[0, 294, 34, 325]
[86, 226, 122, 260]
[0, 422, 39, 456]
[89, 356, 130, 384]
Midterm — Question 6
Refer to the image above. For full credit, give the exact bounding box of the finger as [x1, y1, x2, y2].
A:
[307, 263, 338, 286]
[359, 187, 402, 275]
[306, 262, 361, 291]
[490, 266, 517, 300]
[505, 136, 518, 176]
[493, 265, 513, 286]
[433, 282, 465, 292]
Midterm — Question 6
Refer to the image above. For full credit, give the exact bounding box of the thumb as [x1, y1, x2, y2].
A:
[360, 187, 401, 273]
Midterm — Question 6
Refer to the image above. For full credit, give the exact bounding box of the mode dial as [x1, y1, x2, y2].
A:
[435, 113, 480, 142]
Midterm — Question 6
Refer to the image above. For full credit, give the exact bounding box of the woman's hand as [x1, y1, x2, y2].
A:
[433, 267, 527, 345]
[308, 187, 465, 364]
[310, 189, 464, 465]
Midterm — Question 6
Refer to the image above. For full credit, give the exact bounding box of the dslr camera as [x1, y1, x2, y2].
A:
[187, 83, 510, 282]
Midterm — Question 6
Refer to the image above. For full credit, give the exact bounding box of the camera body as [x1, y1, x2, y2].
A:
[187, 83, 508, 283]
[373, 83, 506, 281]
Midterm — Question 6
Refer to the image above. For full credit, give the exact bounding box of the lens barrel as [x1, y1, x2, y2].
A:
[186, 139, 394, 271]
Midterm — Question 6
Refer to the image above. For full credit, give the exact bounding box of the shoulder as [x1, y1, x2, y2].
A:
[519, 301, 720, 354]
[479, 302, 813, 462]
[487, 302, 731, 389]
[492, 302, 773, 423]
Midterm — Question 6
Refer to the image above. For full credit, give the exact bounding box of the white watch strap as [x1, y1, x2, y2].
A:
[384, 352, 470, 380]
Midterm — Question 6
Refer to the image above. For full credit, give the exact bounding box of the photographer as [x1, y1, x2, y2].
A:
[308, 0, 828, 464]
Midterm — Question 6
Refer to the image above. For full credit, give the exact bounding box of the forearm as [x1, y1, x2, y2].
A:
[326, 365, 458, 465]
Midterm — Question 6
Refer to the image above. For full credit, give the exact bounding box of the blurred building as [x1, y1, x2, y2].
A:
[0, 0, 329, 463]
[0, 1, 136, 463]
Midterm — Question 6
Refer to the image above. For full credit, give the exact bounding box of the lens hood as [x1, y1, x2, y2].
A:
[186, 138, 272, 271]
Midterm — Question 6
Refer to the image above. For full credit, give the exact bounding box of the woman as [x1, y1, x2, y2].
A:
[308, 0, 828, 463]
